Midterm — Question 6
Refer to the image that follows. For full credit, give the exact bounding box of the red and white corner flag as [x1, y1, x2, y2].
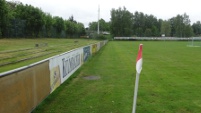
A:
[136, 44, 143, 74]
[132, 44, 143, 113]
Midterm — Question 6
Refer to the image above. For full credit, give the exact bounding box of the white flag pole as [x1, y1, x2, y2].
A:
[132, 72, 140, 113]
[132, 44, 143, 113]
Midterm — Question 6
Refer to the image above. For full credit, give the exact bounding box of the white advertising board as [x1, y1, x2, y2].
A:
[49, 48, 83, 84]
[97, 42, 101, 51]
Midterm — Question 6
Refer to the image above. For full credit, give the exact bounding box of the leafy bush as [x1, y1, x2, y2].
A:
[96, 34, 107, 40]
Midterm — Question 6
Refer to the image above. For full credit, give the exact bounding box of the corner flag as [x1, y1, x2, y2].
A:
[136, 44, 143, 74]
[132, 44, 143, 113]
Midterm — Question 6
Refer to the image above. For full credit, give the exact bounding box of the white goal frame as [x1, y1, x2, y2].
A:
[187, 37, 201, 47]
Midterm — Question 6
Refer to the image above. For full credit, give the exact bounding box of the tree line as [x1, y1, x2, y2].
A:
[0, 0, 85, 38]
[1, 0, 201, 38]
[110, 7, 201, 37]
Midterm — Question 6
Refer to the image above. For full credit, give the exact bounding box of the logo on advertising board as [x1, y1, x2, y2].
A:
[92, 44, 97, 54]
[49, 48, 82, 84]
[83, 46, 91, 62]
[50, 65, 61, 93]
[62, 53, 81, 78]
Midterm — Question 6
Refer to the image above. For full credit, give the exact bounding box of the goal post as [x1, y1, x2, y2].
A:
[187, 37, 201, 47]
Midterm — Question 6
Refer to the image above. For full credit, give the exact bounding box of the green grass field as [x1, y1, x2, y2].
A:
[0, 38, 98, 73]
[32, 41, 201, 113]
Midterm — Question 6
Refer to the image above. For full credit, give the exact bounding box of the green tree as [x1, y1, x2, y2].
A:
[184, 25, 194, 37]
[147, 15, 160, 36]
[183, 13, 192, 37]
[169, 18, 175, 37]
[133, 12, 145, 36]
[151, 26, 159, 36]
[76, 22, 85, 36]
[110, 7, 133, 36]
[89, 21, 97, 31]
[6, 1, 19, 37]
[0, 28, 1, 37]
[171, 15, 184, 37]
[136, 27, 143, 37]
[65, 20, 76, 37]
[68, 15, 77, 23]
[44, 13, 53, 37]
[1, 1, 87, 38]
[89, 18, 110, 32]
[15, 4, 44, 37]
[170, 13, 193, 37]
[65, 20, 85, 38]
[161, 20, 171, 37]
[53, 16, 64, 37]
[65, 20, 73, 37]
[192, 21, 201, 36]
[0, 0, 9, 37]
[133, 11, 161, 37]
[99, 19, 110, 31]
[145, 28, 152, 37]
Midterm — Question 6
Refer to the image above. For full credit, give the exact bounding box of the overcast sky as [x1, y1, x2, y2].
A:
[9, 0, 201, 27]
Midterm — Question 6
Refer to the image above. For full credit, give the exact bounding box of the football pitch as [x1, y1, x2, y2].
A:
[32, 41, 201, 113]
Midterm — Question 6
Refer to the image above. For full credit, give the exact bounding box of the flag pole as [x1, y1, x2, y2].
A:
[132, 44, 143, 113]
[132, 72, 140, 113]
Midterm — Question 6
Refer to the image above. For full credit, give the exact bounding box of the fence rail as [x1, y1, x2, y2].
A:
[114, 37, 201, 41]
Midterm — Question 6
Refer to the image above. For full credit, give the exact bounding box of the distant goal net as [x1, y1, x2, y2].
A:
[187, 37, 201, 47]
